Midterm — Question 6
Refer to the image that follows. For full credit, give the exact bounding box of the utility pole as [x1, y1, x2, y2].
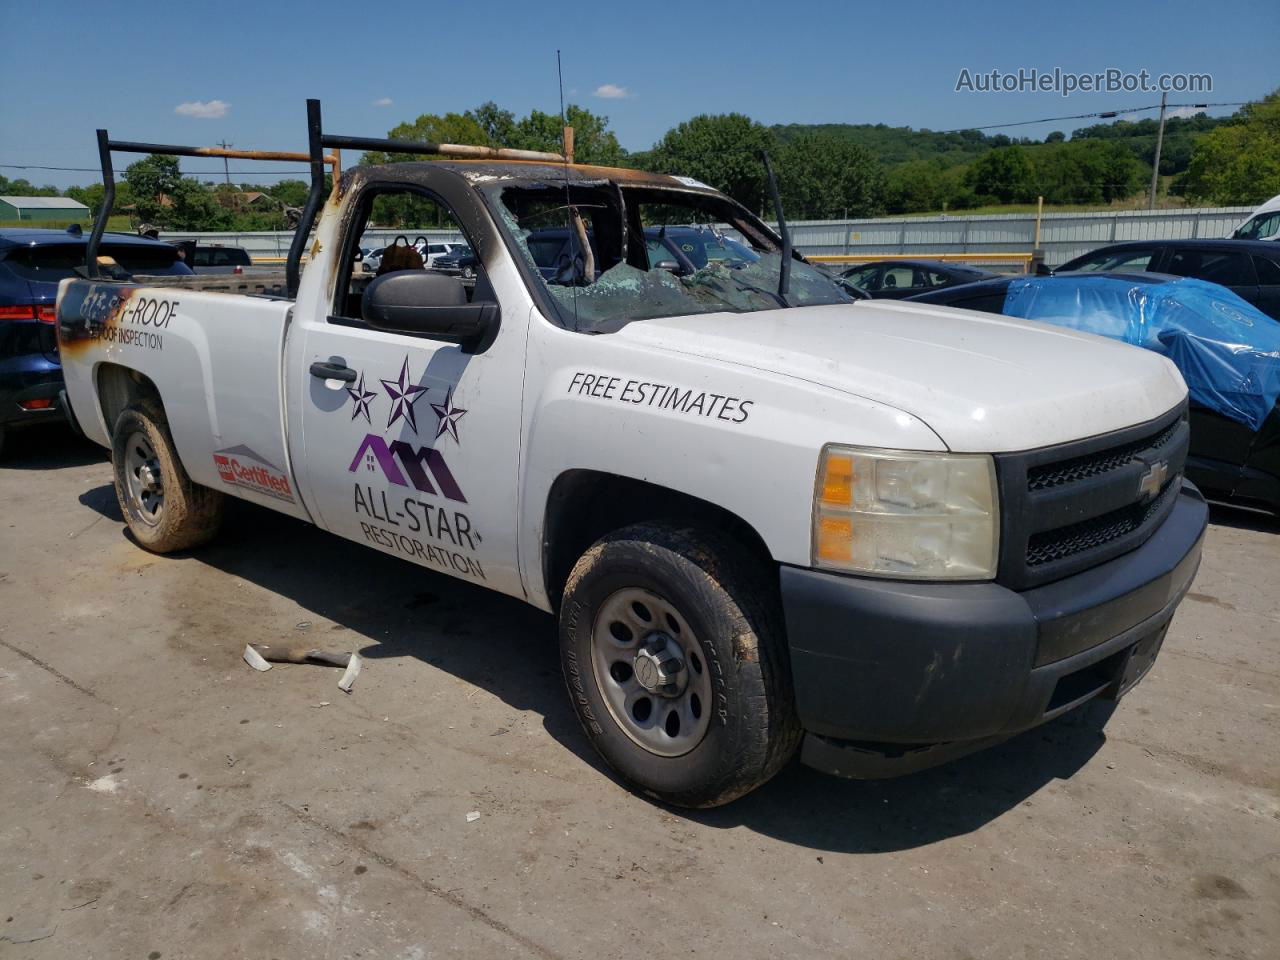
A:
[217, 140, 234, 186]
[1147, 92, 1167, 209]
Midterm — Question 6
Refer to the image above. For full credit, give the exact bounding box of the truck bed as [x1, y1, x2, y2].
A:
[138, 271, 291, 299]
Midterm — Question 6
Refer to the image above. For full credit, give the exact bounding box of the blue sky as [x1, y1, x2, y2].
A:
[4, 0, 1277, 189]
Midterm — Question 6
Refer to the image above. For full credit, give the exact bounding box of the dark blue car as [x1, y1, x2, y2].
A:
[0, 227, 191, 455]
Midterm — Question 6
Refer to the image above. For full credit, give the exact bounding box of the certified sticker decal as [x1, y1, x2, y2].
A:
[213, 445, 295, 502]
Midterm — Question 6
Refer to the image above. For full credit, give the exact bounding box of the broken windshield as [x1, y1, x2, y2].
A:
[490, 182, 856, 332]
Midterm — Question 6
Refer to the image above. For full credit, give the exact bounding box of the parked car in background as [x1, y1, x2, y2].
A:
[0, 227, 191, 454]
[907, 271, 1280, 514]
[1231, 194, 1280, 241]
[520, 225, 759, 284]
[430, 243, 478, 279]
[422, 241, 463, 267]
[362, 246, 384, 273]
[165, 241, 280, 277]
[1055, 239, 1280, 320]
[838, 259, 998, 299]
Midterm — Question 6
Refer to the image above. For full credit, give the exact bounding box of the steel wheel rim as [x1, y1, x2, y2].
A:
[123, 431, 164, 526]
[590, 587, 713, 757]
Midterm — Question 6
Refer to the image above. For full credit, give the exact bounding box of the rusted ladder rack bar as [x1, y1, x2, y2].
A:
[319, 133, 565, 164]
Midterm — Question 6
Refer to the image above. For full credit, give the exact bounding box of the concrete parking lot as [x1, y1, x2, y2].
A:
[1, 425, 1277, 959]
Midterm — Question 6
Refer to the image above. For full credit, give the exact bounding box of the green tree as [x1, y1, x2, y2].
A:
[471, 101, 517, 147]
[64, 181, 134, 217]
[883, 159, 949, 214]
[1033, 140, 1143, 204]
[965, 146, 1036, 204]
[511, 105, 624, 165]
[263, 179, 311, 209]
[0, 175, 60, 196]
[122, 155, 225, 230]
[1183, 90, 1280, 205]
[645, 114, 776, 211]
[776, 133, 885, 219]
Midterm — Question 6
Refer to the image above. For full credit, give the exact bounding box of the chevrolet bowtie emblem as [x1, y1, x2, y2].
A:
[1136, 459, 1169, 501]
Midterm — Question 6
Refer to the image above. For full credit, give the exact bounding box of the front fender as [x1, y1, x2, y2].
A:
[517, 319, 947, 608]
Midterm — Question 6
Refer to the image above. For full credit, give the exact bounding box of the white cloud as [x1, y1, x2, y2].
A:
[174, 99, 229, 119]
[593, 83, 631, 99]
[373, 97, 394, 107]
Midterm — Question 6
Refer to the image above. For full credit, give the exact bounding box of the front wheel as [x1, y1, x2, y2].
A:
[111, 400, 223, 553]
[559, 523, 800, 807]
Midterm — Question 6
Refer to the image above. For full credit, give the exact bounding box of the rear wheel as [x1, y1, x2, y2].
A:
[111, 400, 223, 553]
[559, 523, 800, 808]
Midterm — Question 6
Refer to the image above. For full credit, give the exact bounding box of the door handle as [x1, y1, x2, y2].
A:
[310, 360, 357, 383]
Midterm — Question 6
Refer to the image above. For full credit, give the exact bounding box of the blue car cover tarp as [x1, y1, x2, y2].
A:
[1002, 275, 1280, 430]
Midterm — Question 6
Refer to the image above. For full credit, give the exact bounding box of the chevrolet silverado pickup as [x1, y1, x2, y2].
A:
[56, 103, 1206, 807]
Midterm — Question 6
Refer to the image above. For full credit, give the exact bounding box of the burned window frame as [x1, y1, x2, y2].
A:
[475, 178, 797, 333]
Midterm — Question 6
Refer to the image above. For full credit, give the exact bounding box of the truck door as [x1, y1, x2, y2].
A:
[1162, 246, 1260, 308]
[1251, 254, 1280, 321]
[286, 183, 528, 600]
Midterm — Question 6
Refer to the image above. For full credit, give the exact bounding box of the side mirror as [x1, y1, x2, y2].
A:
[362, 271, 499, 348]
[654, 260, 683, 275]
[1035, 262, 1053, 276]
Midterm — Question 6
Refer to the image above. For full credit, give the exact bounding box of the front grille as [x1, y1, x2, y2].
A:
[994, 404, 1188, 590]
[1027, 419, 1180, 492]
[1026, 479, 1177, 566]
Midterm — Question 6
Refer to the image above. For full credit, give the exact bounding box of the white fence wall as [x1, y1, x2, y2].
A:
[163, 206, 1254, 269]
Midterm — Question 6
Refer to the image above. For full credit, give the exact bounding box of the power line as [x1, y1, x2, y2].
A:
[0, 163, 313, 175]
[941, 101, 1251, 133]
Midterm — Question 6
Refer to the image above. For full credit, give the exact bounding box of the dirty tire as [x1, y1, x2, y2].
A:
[111, 400, 223, 553]
[559, 523, 800, 808]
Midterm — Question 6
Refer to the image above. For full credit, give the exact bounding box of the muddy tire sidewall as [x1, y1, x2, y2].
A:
[559, 524, 797, 808]
[111, 401, 222, 553]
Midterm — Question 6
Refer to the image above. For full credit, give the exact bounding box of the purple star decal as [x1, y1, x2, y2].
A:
[430, 387, 468, 444]
[345, 371, 377, 423]
[381, 357, 428, 432]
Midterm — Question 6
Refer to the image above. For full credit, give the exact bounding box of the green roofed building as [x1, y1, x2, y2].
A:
[0, 196, 90, 222]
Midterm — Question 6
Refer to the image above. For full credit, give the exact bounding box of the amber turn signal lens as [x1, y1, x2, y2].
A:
[820, 453, 854, 506]
[816, 514, 853, 562]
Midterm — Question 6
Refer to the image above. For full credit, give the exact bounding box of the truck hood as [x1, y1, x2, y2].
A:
[615, 299, 1187, 453]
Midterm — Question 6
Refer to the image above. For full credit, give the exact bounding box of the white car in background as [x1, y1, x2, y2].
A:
[1231, 194, 1280, 241]
[422, 240, 462, 267]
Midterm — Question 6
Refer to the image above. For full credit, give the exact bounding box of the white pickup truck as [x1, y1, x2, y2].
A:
[57, 114, 1207, 807]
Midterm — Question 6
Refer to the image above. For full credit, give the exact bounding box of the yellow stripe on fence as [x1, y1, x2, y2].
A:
[809, 252, 1036, 271]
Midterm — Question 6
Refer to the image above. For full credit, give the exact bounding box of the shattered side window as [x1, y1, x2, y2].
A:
[492, 184, 855, 331]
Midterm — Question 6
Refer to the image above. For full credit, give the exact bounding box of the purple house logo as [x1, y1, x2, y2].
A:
[349, 434, 467, 503]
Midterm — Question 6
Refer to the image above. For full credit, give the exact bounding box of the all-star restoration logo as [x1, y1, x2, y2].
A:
[344, 355, 467, 444]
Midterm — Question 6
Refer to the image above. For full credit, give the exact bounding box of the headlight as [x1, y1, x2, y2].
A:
[813, 445, 998, 580]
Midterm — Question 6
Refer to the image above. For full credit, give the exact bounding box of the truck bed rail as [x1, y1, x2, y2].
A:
[86, 99, 568, 299]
